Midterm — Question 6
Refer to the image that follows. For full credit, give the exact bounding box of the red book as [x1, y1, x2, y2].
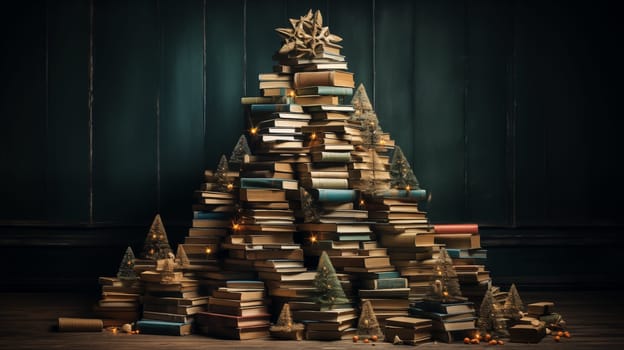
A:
[433, 224, 479, 234]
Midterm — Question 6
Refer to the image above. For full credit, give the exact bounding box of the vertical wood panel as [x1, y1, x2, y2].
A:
[159, 0, 205, 224]
[464, 0, 512, 225]
[93, 0, 159, 223]
[285, 0, 327, 20]
[329, 0, 374, 96]
[409, 0, 466, 223]
[46, 0, 90, 223]
[204, 0, 245, 167]
[375, 0, 416, 174]
[0, 1, 47, 221]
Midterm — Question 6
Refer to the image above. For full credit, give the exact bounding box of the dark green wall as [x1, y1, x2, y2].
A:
[1, 0, 623, 290]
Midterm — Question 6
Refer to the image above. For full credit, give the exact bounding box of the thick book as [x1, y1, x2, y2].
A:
[239, 188, 286, 202]
[136, 320, 192, 336]
[509, 324, 547, 343]
[296, 86, 353, 96]
[433, 223, 479, 234]
[385, 316, 432, 329]
[250, 103, 303, 113]
[412, 301, 475, 314]
[311, 188, 357, 202]
[293, 71, 354, 88]
[409, 308, 477, 323]
[239, 178, 298, 190]
[292, 308, 357, 323]
[376, 189, 428, 200]
[200, 323, 271, 340]
[379, 232, 435, 247]
[360, 277, 408, 290]
[195, 311, 271, 328]
[383, 326, 431, 345]
[294, 95, 339, 106]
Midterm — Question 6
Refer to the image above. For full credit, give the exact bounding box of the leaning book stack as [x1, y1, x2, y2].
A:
[383, 316, 432, 345]
[93, 276, 141, 324]
[292, 307, 358, 340]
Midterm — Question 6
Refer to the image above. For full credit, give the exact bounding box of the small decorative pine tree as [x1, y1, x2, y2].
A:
[357, 299, 382, 337]
[313, 251, 349, 309]
[477, 287, 496, 334]
[229, 134, 251, 166]
[270, 303, 304, 340]
[299, 187, 319, 223]
[425, 247, 464, 302]
[116, 246, 137, 282]
[140, 214, 173, 260]
[478, 286, 509, 337]
[175, 244, 190, 268]
[215, 154, 232, 192]
[390, 146, 421, 190]
[503, 283, 525, 320]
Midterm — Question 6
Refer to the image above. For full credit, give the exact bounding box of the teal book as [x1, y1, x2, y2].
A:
[239, 178, 298, 190]
[412, 301, 475, 314]
[377, 189, 428, 201]
[192, 211, 231, 220]
[353, 271, 401, 279]
[312, 189, 356, 202]
[136, 320, 192, 336]
[360, 277, 408, 290]
[250, 103, 303, 113]
[446, 248, 488, 259]
[295, 86, 354, 96]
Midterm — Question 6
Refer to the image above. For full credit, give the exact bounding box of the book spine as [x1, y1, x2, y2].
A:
[377, 189, 428, 200]
[192, 211, 230, 220]
[250, 104, 300, 113]
[433, 223, 479, 234]
[365, 277, 408, 289]
[314, 189, 356, 202]
[308, 178, 349, 189]
[293, 71, 333, 88]
[240, 178, 290, 189]
[314, 151, 352, 162]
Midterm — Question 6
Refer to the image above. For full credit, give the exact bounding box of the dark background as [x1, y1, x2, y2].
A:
[1, 0, 622, 292]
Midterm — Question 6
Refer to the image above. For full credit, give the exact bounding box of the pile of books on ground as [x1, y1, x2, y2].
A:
[409, 300, 477, 343]
[383, 316, 432, 345]
[196, 280, 271, 339]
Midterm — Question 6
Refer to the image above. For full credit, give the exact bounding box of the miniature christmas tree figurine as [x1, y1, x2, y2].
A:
[215, 154, 233, 192]
[140, 214, 173, 260]
[478, 286, 509, 337]
[357, 300, 382, 338]
[229, 134, 251, 167]
[175, 244, 190, 268]
[116, 246, 138, 282]
[426, 247, 464, 303]
[313, 251, 349, 309]
[503, 283, 525, 320]
[300, 187, 319, 223]
[269, 303, 304, 340]
[390, 146, 421, 191]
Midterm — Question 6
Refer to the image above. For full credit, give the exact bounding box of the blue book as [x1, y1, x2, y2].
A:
[136, 320, 192, 336]
[295, 86, 354, 96]
[312, 189, 356, 202]
[250, 103, 303, 113]
[192, 211, 231, 220]
[446, 248, 488, 259]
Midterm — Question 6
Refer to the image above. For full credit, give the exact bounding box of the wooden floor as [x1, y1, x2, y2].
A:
[0, 289, 623, 350]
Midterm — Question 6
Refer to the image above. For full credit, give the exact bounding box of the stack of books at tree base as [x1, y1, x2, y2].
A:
[357, 270, 411, 327]
[260, 271, 317, 318]
[365, 190, 437, 302]
[291, 307, 358, 340]
[93, 276, 141, 324]
[138, 259, 205, 333]
[433, 224, 490, 305]
[409, 300, 477, 343]
[383, 316, 432, 345]
[196, 280, 271, 339]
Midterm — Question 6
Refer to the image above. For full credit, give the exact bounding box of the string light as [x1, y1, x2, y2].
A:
[205, 247, 212, 254]
[250, 127, 258, 135]
[232, 222, 240, 231]
[309, 235, 317, 243]
[310, 132, 317, 141]
[226, 183, 234, 191]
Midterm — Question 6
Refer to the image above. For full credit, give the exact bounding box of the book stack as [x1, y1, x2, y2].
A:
[433, 224, 490, 305]
[383, 316, 432, 345]
[139, 258, 206, 330]
[365, 190, 436, 302]
[409, 300, 477, 343]
[357, 270, 411, 327]
[93, 246, 142, 324]
[196, 280, 271, 339]
[291, 307, 358, 340]
[94, 276, 141, 324]
[509, 316, 547, 343]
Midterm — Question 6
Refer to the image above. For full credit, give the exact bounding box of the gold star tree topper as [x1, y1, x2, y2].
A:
[275, 9, 343, 58]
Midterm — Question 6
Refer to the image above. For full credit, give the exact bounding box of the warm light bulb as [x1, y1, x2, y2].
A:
[359, 199, 365, 206]
[232, 223, 240, 230]
[379, 139, 386, 145]
[226, 183, 234, 191]
[405, 185, 411, 191]
[310, 132, 317, 140]
[309, 235, 317, 243]
[443, 291, 449, 297]
[205, 247, 212, 254]
[152, 234, 157, 239]
[250, 127, 258, 135]
[149, 248, 155, 255]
